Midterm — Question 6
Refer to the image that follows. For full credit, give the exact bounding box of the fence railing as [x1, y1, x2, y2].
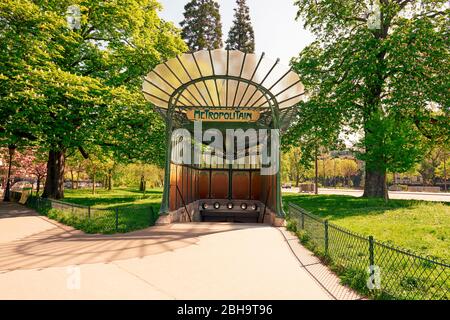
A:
[288, 203, 450, 300]
[27, 196, 159, 234]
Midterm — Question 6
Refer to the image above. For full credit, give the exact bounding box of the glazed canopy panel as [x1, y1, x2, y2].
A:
[142, 49, 305, 110]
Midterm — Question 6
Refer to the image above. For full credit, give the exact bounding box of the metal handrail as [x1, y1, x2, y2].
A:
[260, 185, 271, 223]
[174, 184, 192, 222]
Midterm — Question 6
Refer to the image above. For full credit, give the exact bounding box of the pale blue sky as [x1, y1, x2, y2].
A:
[159, 0, 315, 65]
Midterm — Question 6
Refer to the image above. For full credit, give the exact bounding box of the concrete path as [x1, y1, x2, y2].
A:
[284, 187, 450, 202]
[0, 202, 359, 300]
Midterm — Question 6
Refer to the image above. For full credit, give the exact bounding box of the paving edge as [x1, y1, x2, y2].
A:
[277, 227, 363, 300]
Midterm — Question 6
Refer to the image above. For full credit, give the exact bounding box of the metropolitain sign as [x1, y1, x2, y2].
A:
[186, 109, 260, 122]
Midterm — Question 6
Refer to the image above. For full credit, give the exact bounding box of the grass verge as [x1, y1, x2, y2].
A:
[27, 188, 162, 234]
[283, 193, 449, 260]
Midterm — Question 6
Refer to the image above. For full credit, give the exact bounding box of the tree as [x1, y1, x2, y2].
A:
[65, 150, 87, 189]
[291, 0, 449, 199]
[14, 148, 47, 195]
[1, 0, 187, 199]
[281, 147, 312, 186]
[435, 149, 448, 191]
[83, 149, 114, 195]
[225, 0, 255, 53]
[113, 163, 164, 189]
[339, 159, 359, 187]
[0, 147, 47, 195]
[180, 0, 223, 51]
[418, 147, 446, 185]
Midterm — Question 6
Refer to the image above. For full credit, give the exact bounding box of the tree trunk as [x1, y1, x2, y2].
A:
[444, 151, 447, 192]
[3, 146, 15, 202]
[36, 177, 41, 196]
[322, 157, 326, 186]
[140, 175, 145, 191]
[363, 167, 388, 200]
[314, 147, 318, 194]
[108, 169, 112, 190]
[42, 149, 65, 199]
[76, 170, 80, 189]
[92, 168, 96, 195]
[70, 170, 74, 190]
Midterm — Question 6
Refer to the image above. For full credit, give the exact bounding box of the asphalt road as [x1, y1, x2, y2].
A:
[283, 187, 450, 202]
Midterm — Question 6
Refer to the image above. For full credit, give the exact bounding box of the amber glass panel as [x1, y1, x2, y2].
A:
[143, 50, 304, 110]
[250, 171, 261, 200]
[211, 171, 229, 199]
[169, 164, 177, 210]
[198, 171, 210, 199]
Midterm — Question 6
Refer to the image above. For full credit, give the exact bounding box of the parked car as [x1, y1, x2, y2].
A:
[282, 182, 292, 189]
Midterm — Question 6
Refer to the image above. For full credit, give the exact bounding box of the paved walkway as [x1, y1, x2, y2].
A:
[284, 187, 450, 202]
[0, 202, 359, 300]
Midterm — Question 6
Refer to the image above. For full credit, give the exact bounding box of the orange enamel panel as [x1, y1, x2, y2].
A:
[232, 171, 250, 199]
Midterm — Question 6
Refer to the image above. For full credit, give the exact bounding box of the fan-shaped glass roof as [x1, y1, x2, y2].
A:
[142, 49, 305, 111]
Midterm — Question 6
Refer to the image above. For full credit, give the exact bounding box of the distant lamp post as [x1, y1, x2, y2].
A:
[3, 145, 16, 202]
[367, 0, 382, 31]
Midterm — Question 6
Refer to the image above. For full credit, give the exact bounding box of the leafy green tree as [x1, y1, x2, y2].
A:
[291, 0, 449, 199]
[418, 147, 447, 185]
[281, 147, 313, 186]
[113, 163, 164, 189]
[225, 0, 255, 53]
[0, 0, 57, 148]
[1, 0, 186, 199]
[181, 0, 223, 51]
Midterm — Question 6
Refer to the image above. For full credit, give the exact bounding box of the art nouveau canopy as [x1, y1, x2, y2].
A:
[142, 50, 306, 219]
[142, 49, 305, 129]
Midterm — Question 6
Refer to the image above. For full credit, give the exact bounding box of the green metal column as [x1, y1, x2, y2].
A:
[275, 139, 283, 217]
[159, 115, 173, 215]
[266, 94, 283, 217]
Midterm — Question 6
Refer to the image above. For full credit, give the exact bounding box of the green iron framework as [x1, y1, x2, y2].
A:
[142, 49, 305, 217]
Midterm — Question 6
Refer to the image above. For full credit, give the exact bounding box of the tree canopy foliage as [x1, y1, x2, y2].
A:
[180, 0, 223, 51]
[289, 0, 449, 199]
[225, 0, 255, 53]
[0, 0, 187, 198]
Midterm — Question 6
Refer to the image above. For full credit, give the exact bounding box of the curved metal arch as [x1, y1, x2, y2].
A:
[168, 75, 280, 111]
[167, 75, 281, 132]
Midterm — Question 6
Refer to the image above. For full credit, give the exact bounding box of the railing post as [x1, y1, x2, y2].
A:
[369, 235, 375, 267]
[301, 211, 305, 229]
[149, 206, 154, 226]
[324, 220, 329, 254]
[115, 208, 119, 232]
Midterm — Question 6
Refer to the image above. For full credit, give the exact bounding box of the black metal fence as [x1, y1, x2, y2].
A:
[27, 196, 159, 234]
[288, 203, 450, 300]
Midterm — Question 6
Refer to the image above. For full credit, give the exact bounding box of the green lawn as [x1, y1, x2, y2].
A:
[63, 187, 163, 209]
[30, 188, 448, 299]
[283, 193, 450, 261]
[37, 188, 450, 261]
[31, 188, 163, 234]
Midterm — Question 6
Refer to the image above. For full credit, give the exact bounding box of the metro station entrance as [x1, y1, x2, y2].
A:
[142, 50, 304, 224]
